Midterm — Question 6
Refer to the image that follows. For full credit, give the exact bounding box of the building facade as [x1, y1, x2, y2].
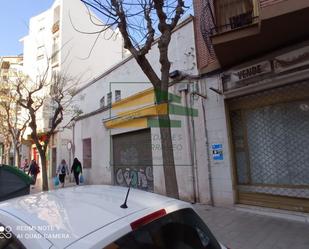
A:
[72, 17, 214, 203]
[20, 0, 124, 176]
[0, 56, 28, 166]
[194, 0, 309, 211]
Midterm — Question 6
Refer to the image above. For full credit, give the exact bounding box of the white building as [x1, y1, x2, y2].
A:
[0, 56, 28, 166]
[20, 0, 124, 175]
[72, 17, 213, 203]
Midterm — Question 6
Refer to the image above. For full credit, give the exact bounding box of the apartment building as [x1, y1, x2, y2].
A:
[194, 0, 309, 212]
[20, 0, 124, 176]
[0, 56, 27, 165]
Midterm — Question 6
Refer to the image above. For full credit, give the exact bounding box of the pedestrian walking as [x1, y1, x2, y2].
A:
[22, 158, 29, 173]
[56, 159, 69, 188]
[28, 159, 39, 187]
[71, 158, 82, 185]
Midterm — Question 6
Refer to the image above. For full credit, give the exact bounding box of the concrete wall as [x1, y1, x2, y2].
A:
[60, 0, 123, 86]
[199, 76, 235, 206]
[74, 111, 112, 185]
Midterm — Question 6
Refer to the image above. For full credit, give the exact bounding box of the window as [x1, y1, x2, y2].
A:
[82, 138, 92, 168]
[215, 0, 258, 32]
[115, 90, 121, 102]
[107, 92, 112, 106]
[103, 208, 221, 249]
[100, 96, 105, 108]
[37, 45, 45, 61]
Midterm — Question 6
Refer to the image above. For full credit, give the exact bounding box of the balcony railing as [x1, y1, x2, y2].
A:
[52, 20, 60, 34]
[210, 0, 259, 35]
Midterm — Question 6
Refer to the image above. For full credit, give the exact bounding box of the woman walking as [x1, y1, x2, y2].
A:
[56, 159, 69, 188]
[71, 158, 82, 185]
[28, 159, 39, 188]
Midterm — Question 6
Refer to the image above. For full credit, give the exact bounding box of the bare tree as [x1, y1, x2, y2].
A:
[78, 0, 189, 198]
[16, 68, 79, 191]
[0, 117, 11, 164]
[0, 60, 29, 167]
[0, 93, 29, 167]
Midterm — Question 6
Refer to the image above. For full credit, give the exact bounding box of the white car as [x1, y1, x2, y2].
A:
[0, 185, 227, 249]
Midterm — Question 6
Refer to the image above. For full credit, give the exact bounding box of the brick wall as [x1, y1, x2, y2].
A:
[193, 0, 218, 71]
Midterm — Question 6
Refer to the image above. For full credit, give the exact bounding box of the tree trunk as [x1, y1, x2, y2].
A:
[155, 87, 179, 199]
[12, 142, 17, 166]
[16, 146, 21, 168]
[38, 150, 49, 191]
[158, 114, 179, 198]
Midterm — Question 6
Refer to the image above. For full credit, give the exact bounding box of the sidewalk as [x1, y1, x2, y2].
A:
[30, 174, 77, 194]
[194, 204, 309, 249]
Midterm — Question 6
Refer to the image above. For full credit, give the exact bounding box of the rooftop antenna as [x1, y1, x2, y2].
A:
[120, 176, 132, 209]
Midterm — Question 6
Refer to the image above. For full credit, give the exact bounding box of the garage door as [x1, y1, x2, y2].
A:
[112, 128, 153, 191]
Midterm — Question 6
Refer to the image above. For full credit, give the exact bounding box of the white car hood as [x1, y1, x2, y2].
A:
[0, 185, 173, 248]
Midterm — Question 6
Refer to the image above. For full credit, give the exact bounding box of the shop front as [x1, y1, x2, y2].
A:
[223, 44, 309, 212]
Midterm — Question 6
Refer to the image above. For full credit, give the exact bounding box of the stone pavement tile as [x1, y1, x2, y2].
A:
[193, 204, 309, 249]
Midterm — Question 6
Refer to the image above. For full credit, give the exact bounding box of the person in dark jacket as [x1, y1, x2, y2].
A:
[56, 159, 69, 188]
[28, 159, 39, 186]
[71, 158, 82, 185]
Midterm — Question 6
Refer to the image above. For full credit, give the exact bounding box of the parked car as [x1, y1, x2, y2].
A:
[0, 185, 227, 249]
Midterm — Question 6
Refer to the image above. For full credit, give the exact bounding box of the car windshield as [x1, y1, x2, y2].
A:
[104, 208, 221, 249]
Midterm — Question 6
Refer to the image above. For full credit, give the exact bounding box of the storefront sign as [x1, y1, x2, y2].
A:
[223, 61, 272, 92]
[212, 144, 223, 160]
[230, 61, 272, 82]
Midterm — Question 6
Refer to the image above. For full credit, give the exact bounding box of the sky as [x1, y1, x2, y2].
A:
[0, 0, 54, 56]
[0, 0, 193, 56]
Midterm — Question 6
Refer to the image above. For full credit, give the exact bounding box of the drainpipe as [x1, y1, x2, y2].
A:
[196, 82, 214, 206]
[182, 89, 197, 203]
[172, 71, 214, 205]
[188, 90, 200, 203]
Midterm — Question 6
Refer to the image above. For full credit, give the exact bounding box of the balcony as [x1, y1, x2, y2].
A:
[201, 0, 309, 68]
[212, 1, 259, 34]
[52, 20, 60, 34]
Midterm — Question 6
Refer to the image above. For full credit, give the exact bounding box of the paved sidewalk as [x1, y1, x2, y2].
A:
[194, 204, 309, 249]
[30, 174, 77, 194]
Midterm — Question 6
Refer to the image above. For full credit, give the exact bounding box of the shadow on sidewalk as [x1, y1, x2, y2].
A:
[30, 174, 79, 194]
